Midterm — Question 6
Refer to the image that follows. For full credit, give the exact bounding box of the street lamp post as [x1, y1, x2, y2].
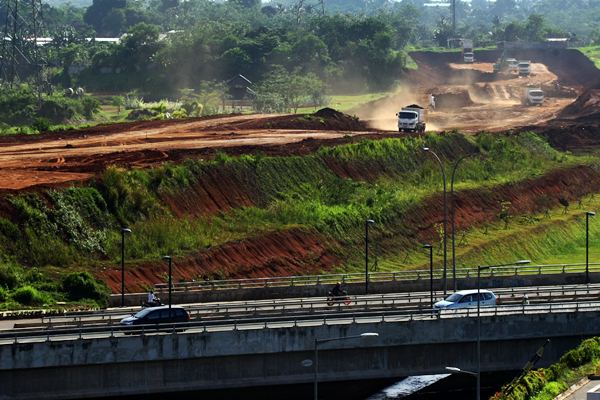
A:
[586, 211, 596, 284]
[313, 332, 379, 400]
[450, 153, 477, 291]
[423, 147, 448, 295]
[423, 244, 433, 309]
[365, 219, 375, 294]
[162, 255, 173, 314]
[477, 260, 530, 400]
[120, 227, 131, 307]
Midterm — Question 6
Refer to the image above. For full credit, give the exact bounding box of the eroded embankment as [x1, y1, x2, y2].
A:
[98, 228, 340, 293]
[115, 164, 600, 292]
[410, 164, 600, 242]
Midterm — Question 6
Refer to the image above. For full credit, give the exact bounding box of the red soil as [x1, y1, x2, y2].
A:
[98, 228, 341, 293]
[409, 165, 600, 243]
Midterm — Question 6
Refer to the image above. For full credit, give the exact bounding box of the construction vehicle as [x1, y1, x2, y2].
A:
[518, 61, 531, 76]
[493, 49, 508, 73]
[507, 58, 519, 73]
[397, 105, 426, 133]
[462, 39, 474, 63]
[522, 87, 544, 106]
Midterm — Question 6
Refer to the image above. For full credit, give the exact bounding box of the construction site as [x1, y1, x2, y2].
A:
[0, 47, 600, 292]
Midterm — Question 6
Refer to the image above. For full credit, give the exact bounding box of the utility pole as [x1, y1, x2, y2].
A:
[452, 0, 456, 34]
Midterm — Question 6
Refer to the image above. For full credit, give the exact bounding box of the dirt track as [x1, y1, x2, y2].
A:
[355, 60, 578, 132]
[1, 48, 599, 190]
[0, 114, 372, 190]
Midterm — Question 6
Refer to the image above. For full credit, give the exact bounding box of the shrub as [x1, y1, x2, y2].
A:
[0, 286, 7, 302]
[0, 263, 21, 289]
[62, 272, 109, 305]
[12, 285, 47, 306]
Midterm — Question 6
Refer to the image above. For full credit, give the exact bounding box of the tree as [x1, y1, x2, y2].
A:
[227, 0, 260, 8]
[112, 95, 125, 112]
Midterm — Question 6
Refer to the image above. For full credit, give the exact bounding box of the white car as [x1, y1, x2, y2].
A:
[434, 289, 498, 309]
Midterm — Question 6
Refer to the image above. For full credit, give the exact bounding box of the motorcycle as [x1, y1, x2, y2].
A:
[141, 298, 162, 308]
[326, 291, 352, 306]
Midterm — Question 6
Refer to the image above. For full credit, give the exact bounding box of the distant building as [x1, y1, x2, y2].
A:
[226, 74, 256, 101]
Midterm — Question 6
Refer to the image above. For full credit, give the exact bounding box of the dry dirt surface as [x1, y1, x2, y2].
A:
[0, 113, 374, 190]
[355, 57, 580, 132]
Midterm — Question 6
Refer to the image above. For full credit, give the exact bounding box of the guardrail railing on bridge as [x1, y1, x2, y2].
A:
[3, 300, 600, 345]
[153, 263, 600, 293]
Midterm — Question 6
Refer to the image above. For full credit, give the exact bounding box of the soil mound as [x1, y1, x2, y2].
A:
[434, 89, 476, 110]
[558, 89, 600, 120]
[213, 109, 368, 131]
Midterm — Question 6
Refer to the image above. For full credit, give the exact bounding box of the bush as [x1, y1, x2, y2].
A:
[62, 272, 109, 305]
[0, 263, 21, 289]
[12, 285, 47, 306]
[0, 286, 7, 302]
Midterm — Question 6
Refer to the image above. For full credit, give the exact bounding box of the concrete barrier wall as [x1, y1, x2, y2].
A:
[2, 310, 600, 399]
[110, 272, 595, 307]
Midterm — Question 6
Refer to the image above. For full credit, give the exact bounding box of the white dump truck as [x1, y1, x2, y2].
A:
[397, 105, 426, 133]
[507, 58, 519, 73]
[518, 61, 531, 76]
[522, 87, 544, 106]
[462, 39, 474, 63]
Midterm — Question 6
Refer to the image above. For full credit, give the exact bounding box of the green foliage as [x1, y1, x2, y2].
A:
[62, 271, 109, 305]
[0, 263, 21, 289]
[12, 285, 49, 306]
[0, 286, 6, 302]
[496, 337, 600, 400]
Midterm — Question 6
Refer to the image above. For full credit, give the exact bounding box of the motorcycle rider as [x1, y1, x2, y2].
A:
[147, 290, 160, 306]
[331, 282, 346, 298]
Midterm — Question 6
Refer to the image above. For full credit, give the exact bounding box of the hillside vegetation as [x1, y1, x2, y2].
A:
[1, 131, 599, 306]
[494, 337, 600, 400]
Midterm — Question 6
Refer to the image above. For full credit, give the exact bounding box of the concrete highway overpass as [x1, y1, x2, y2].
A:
[1, 303, 598, 399]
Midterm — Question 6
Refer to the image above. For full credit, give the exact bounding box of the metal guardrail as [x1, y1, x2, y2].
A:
[153, 263, 600, 293]
[3, 301, 600, 345]
[25, 283, 600, 330]
[8, 285, 600, 333]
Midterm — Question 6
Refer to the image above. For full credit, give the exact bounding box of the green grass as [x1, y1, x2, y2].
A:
[295, 92, 391, 114]
[579, 45, 600, 69]
[494, 337, 600, 400]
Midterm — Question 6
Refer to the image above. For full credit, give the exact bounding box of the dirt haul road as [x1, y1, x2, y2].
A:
[0, 114, 373, 190]
[357, 60, 575, 132]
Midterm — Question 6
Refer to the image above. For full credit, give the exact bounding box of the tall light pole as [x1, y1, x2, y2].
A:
[450, 153, 478, 291]
[365, 219, 375, 294]
[424, 147, 448, 295]
[586, 211, 595, 284]
[423, 243, 433, 309]
[162, 255, 173, 314]
[477, 260, 530, 400]
[120, 227, 131, 307]
[452, 0, 456, 34]
[314, 332, 379, 400]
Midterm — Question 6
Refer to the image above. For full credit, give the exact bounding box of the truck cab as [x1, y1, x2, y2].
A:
[518, 61, 531, 76]
[522, 87, 544, 106]
[397, 105, 426, 133]
[463, 52, 474, 63]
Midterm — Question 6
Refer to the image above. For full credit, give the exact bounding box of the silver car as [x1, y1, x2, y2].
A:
[434, 289, 498, 309]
